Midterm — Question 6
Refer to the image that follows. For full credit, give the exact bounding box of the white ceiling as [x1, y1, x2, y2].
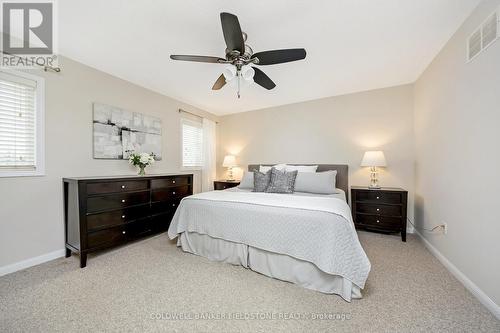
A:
[59, 0, 479, 115]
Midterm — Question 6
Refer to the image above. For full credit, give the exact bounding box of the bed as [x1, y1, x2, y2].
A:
[167, 164, 371, 301]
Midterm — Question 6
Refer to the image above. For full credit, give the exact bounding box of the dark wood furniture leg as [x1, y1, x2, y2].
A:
[402, 229, 406, 242]
[80, 253, 87, 268]
[65, 247, 71, 258]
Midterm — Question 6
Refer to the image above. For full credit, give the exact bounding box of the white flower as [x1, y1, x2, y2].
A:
[140, 153, 150, 164]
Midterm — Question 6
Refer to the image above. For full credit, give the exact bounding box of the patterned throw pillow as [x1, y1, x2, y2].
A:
[253, 169, 271, 192]
[266, 168, 298, 194]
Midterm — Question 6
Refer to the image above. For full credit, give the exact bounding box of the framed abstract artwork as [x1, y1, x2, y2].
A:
[92, 103, 162, 160]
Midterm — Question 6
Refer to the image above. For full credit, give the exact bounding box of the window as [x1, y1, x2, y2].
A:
[181, 118, 203, 169]
[0, 70, 44, 177]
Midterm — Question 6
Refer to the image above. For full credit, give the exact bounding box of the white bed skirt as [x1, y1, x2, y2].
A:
[178, 231, 362, 301]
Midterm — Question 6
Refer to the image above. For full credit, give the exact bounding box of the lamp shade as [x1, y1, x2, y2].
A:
[360, 151, 387, 167]
[222, 155, 237, 167]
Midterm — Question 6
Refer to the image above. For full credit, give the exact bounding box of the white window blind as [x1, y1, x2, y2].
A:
[181, 118, 203, 168]
[0, 72, 38, 171]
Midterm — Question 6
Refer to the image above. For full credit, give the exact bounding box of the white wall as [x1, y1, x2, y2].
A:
[414, 0, 500, 308]
[217, 84, 415, 223]
[0, 56, 218, 269]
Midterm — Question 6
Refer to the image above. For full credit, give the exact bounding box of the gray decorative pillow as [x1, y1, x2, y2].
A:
[266, 168, 298, 194]
[294, 170, 338, 194]
[253, 170, 271, 192]
[238, 171, 254, 190]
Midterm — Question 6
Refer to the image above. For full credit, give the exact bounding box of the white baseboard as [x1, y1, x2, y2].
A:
[415, 230, 500, 320]
[0, 249, 66, 277]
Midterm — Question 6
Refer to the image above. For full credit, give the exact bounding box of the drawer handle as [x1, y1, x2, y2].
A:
[376, 220, 380, 223]
[121, 199, 126, 203]
[223, 186, 226, 189]
[121, 215, 126, 219]
[172, 203, 176, 207]
[172, 180, 176, 184]
[172, 191, 176, 195]
[376, 208, 380, 212]
[121, 185, 126, 189]
[376, 196, 380, 200]
[122, 231, 126, 234]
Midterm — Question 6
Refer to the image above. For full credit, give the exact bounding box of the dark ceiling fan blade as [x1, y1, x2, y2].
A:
[170, 55, 225, 63]
[252, 49, 306, 65]
[212, 74, 226, 90]
[220, 12, 245, 54]
[252, 67, 276, 90]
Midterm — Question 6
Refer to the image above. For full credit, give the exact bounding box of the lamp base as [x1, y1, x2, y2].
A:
[226, 166, 234, 182]
[368, 185, 381, 189]
[369, 166, 381, 189]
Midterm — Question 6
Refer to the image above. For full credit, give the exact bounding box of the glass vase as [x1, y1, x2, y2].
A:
[138, 165, 146, 176]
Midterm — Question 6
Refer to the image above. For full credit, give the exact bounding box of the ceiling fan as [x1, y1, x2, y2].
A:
[170, 12, 306, 98]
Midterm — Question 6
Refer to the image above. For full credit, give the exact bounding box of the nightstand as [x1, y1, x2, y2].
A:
[214, 180, 240, 190]
[351, 186, 408, 242]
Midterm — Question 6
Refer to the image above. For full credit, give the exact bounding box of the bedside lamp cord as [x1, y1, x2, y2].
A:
[407, 218, 445, 233]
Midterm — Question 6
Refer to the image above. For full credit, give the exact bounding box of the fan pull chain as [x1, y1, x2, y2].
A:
[237, 71, 241, 98]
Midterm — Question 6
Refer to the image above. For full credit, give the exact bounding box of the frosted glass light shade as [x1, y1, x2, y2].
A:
[222, 155, 237, 167]
[223, 66, 237, 81]
[360, 151, 387, 167]
[241, 65, 255, 81]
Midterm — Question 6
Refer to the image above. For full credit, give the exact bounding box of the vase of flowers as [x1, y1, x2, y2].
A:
[128, 152, 155, 176]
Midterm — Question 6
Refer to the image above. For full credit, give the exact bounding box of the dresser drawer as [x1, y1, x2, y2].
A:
[87, 225, 127, 248]
[87, 180, 148, 195]
[151, 199, 181, 215]
[86, 205, 150, 231]
[214, 181, 240, 190]
[151, 212, 175, 232]
[87, 191, 150, 213]
[126, 219, 155, 239]
[356, 203, 402, 217]
[87, 219, 154, 248]
[151, 185, 190, 202]
[151, 177, 190, 189]
[355, 214, 402, 230]
[355, 191, 402, 204]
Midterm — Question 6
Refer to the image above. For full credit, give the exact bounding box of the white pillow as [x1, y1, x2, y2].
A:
[294, 170, 338, 194]
[285, 165, 318, 173]
[259, 164, 287, 173]
[238, 171, 254, 189]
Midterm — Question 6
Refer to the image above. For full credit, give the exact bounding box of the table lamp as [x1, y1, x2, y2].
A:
[222, 155, 237, 181]
[360, 151, 387, 189]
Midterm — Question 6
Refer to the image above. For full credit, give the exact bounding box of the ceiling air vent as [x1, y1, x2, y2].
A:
[467, 7, 499, 62]
[468, 28, 482, 60]
[482, 11, 498, 48]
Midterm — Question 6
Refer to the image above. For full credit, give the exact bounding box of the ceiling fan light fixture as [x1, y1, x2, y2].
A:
[170, 12, 306, 97]
[241, 65, 255, 81]
[222, 66, 237, 81]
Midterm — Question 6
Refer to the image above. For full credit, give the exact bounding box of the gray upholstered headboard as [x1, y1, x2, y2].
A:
[247, 164, 349, 198]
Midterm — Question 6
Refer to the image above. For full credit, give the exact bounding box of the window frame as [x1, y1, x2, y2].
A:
[0, 70, 45, 178]
[180, 117, 203, 171]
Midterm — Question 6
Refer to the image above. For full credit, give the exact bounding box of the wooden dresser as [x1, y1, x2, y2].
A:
[351, 186, 408, 242]
[63, 174, 193, 267]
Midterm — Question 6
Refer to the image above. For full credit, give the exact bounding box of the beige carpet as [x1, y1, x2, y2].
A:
[1, 231, 498, 333]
